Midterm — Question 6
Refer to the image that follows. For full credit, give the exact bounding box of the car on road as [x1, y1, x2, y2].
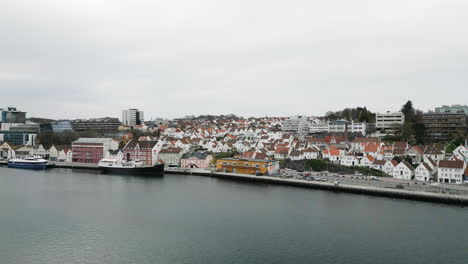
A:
[396, 184, 404, 189]
[255, 172, 264, 176]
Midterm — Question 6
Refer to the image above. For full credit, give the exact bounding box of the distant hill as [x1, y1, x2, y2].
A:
[27, 117, 56, 124]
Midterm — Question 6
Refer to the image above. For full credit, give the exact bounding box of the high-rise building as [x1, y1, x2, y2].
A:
[422, 112, 467, 142]
[122, 109, 144, 126]
[0, 107, 26, 123]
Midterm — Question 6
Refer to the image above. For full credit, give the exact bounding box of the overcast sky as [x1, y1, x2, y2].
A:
[1, 0, 467, 120]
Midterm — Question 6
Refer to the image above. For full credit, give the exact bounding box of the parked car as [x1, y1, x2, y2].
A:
[396, 184, 404, 189]
[255, 172, 264, 176]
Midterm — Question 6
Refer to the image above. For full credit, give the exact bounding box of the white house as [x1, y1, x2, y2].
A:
[437, 160, 465, 184]
[415, 162, 435, 182]
[383, 160, 399, 176]
[303, 148, 320, 160]
[422, 149, 445, 163]
[452, 145, 468, 162]
[393, 161, 415, 180]
[31, 144, 50, 159]
[340, 154, 360, 167]
[274, 147, 290, 160]
[404, 146, 423, 164]
[57, 149, 73, 162]
[360, 155, 375, 167]
[371, 160, 386, 171]
[289, 150, 304, 161]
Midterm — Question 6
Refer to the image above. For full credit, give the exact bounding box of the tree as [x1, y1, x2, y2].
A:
[414, 123, 426, 145]
[401, 100, 416, 123]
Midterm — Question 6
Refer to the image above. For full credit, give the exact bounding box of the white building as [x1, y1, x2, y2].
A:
[309, 120, 328, 133]
[122, 108, 144, 126]
[340, 154, 360, 166]
[437, 160, 465, 184]
[393, 161, 415, 180]
[376, 112, 405, 132]
[309, 120, 367, 135]
[452, 145, 468, 162]
[415, 162, 435, 182]
[282, 116, 309, 134]
[383, 160, 398, 175]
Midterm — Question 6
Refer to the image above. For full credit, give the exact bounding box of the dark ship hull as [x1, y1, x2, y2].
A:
[99, 164, 164, 176]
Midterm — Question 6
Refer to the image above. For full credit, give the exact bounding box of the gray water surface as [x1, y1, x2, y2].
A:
[0, 167, 467, 264]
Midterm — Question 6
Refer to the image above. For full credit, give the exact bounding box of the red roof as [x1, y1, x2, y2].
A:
[364, 144, 379, 153]
[275, 147, 290, 154]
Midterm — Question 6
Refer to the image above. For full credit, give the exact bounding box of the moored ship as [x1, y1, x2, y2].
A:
[98, 158, 164, 176]
[8, 157, 49, 170]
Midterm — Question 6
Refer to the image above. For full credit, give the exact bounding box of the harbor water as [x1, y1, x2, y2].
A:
[0, 167, 467, 264]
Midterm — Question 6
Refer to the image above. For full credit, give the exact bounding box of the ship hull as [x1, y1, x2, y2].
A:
[99, 164, 164, 176]
[8, 162, 48, 170]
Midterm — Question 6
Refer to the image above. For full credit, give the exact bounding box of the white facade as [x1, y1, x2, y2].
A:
[122, 109, 144, 126]
[415, 163, 434, 182]
[383, 160, 397, 175]
[282, 116, 309, 134]
[437, 161, 465, 184]
[376, 112, 405, 131]
[309, 121, 328, 133]
[340, 155, 360, 166]
[393, 161, 415, 180]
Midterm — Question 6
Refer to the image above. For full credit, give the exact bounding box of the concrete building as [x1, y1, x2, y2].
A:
[376, 112, 405, 132]
[435, 104, 468, 115]
[310, 120, 368, 135]
[122, 109, 144, 126]
[309, 120, 329, 133]
[282, 116, 309, 134]
[71, 118, 121, 132]
[71, 138, 119, 163]
[422, 112, 467, 142]
[40, 120, 74, 133]
[0, 107, 26, 123]
[0, 131, 36, 145]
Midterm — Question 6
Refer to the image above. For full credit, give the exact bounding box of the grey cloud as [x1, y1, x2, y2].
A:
[1, 0, 467, 119]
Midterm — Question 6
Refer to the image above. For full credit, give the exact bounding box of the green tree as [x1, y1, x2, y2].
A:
[401, 100, 416, 123]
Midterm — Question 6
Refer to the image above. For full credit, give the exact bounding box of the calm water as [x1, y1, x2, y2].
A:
[0, 167, 467, 264]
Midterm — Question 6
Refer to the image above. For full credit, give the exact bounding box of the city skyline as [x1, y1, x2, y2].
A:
[2, 0, 468, 119]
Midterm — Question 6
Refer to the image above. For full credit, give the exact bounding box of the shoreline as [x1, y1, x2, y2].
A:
[163, 170, 468, 206]
[2, 162, 467, 206]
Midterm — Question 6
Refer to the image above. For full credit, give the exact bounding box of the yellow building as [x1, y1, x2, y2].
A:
[216, 158, 279, 175]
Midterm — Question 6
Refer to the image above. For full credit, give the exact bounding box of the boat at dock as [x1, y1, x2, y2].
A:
[8, 157, 49, 170]
[98, 158, 164, 176]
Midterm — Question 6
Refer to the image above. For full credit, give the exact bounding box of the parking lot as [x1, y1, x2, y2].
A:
[275, 169, 468, 196]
